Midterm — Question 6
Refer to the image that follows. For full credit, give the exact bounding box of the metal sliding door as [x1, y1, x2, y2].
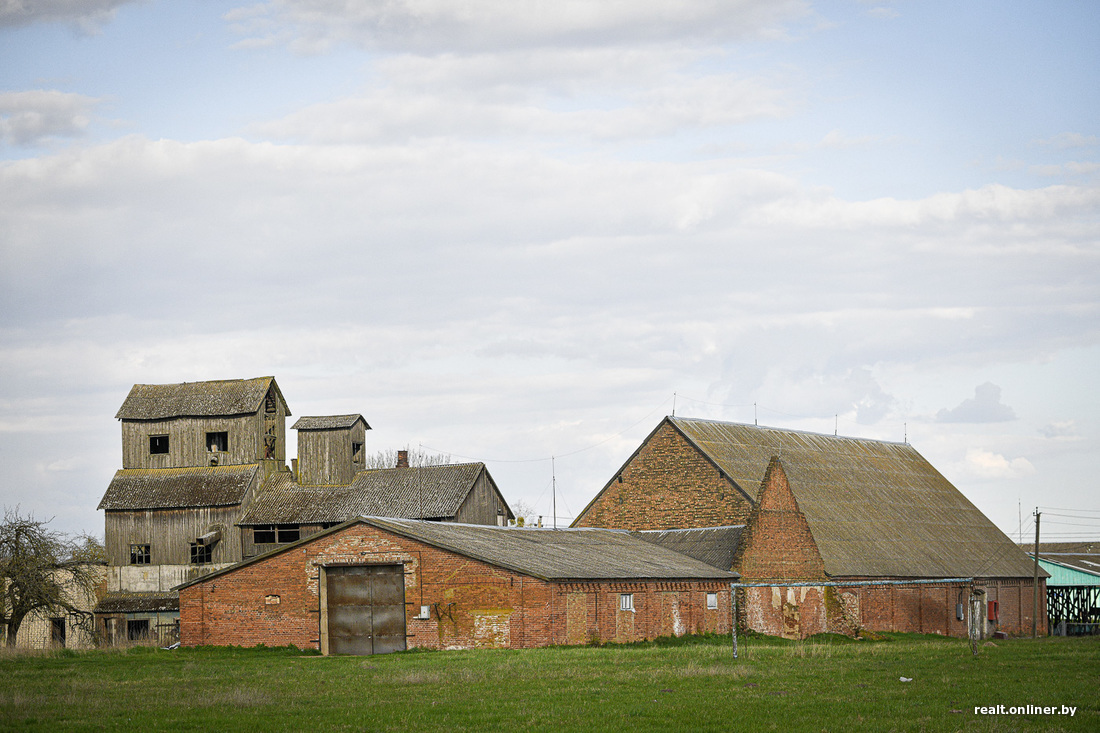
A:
[325, 565, 406, 655]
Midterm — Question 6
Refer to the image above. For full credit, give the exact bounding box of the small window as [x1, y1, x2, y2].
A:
[253, 525, 298, 544]
[130, 544, 151, 565]
[149, 435, 169, 454]
[190, 542, 212, 565]
[206, 431, 228, 452]
[352, 442, 363, 460]
[620, 593, 634, 612]
[127, 619, 150, 641]
[706, 592, 718, 610]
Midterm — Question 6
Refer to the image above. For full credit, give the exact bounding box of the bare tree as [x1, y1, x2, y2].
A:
[363, 448, 454, 470]
[510, 500, 538, 527]
[0, 509, 104, 647]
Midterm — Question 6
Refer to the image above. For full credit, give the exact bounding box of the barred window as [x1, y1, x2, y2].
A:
[620, 593, 634, 612]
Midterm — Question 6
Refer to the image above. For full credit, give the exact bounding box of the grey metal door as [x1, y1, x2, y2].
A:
[326, 565, 406, 655]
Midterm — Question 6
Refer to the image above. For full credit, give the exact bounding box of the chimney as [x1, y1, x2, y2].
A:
[396, 450, 409, 468]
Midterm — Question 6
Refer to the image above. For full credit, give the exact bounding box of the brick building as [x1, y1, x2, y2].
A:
[176, 517, 735, 654]
[576, 417, 1045, 639]
[95, 377, 512, 643]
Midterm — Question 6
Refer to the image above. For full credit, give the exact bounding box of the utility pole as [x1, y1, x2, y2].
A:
[1032, 509, 1041, 638]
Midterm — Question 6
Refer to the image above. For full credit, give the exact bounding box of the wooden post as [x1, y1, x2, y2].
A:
[731, 584, 738, 659]
[1032, 510, 1041, 638]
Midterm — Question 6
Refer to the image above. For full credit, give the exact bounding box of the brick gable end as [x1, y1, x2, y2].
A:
[574, 420, 754, 531]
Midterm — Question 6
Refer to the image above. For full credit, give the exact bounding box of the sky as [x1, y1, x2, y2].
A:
[1, 0, 1098, 545]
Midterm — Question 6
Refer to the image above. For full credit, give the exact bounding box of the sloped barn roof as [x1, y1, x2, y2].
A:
[115, 376, 289, 420]
[667, 417, 1037, 579]
[292, 414, 370, 430]
[633, 526, 745, 571]
[177, 518, 738, 589]
[368, 518, 739, 582]
[240, 463, 493, 524]
[98, 465, 259, 510]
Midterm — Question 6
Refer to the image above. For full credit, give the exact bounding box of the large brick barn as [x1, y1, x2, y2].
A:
[575, 417, 1045, 639]
[176, 517, 735, 654]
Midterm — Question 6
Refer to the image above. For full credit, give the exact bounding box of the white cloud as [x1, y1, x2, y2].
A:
[226, 0, 810, 54]
[0, 0, 139, 32]
[1039, 420, 1078, 439]
[936, 383, 1017, 423]
[961, 448, 1035, 480]
[0, 90, 103, 147]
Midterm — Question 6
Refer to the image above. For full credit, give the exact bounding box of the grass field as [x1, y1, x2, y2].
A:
[1, 633, 1096, 732]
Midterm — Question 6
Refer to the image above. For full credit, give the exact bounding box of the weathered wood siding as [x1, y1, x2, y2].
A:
[453, 470, 511, 526]
[298, 423, 366, 486]
[120, 400, 287, 469]
[105, 506, 246, 566]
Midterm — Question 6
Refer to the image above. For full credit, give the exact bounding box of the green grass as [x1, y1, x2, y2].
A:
[1, 634, 1096, 732]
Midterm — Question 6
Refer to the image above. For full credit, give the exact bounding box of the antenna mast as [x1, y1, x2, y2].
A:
[552, 456, 557, 529]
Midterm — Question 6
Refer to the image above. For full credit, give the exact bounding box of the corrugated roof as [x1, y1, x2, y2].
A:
[98, 465, 259, 510]
[368, 518, 739, 581]
[1025, 542, 1100, 581]
[292, 414, 370, 431]
[669, 417, 1037, 579]
[633, 526, 744, 571]
[94, 591, 179, 614]
[177, 518, 738, 589]
[115, 377, 289, 420]
[240, 463, 487, 524]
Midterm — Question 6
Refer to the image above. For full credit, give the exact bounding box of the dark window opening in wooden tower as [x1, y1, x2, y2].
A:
[206, 431, 228, 452]
[352, 442, 363, 460]
[190, 543, 212, 565]
[149, 435, 169, 454]
[130, 544, 151, 565]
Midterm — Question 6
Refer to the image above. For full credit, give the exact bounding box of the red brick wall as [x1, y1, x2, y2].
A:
[821, 578, 1047, 638]
[179, 522, 731, 652]
[574, 421, 754, 530]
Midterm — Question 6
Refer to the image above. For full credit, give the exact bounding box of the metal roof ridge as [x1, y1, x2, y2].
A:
[635, 524, 747, 533]
[671, 415, 911, 446]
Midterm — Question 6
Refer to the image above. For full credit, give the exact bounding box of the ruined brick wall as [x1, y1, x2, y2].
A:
[554, 581, 731, 646]
[814, 578, 1046, 639]
[179, 523, 733, 651]
[574, 421, 754, 530]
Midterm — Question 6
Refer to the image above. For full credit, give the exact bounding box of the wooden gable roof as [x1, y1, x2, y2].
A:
[240, 462, 509, 524]
[667, 417, 1038, 579]
[115, 376, 289, 420]
[292, 414, 371, 431]
[98, 464, 259, 510]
